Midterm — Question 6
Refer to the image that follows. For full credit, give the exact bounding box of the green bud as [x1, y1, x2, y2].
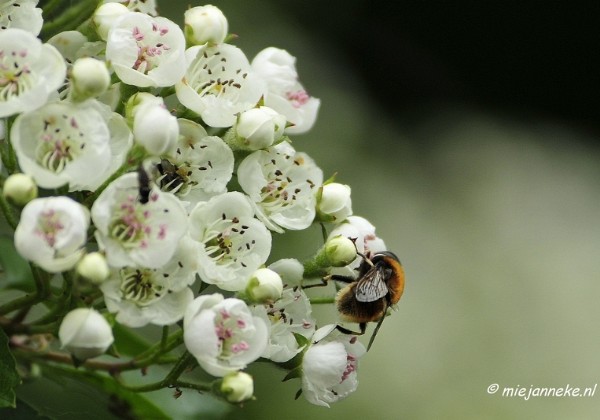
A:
[3, 173, 38, 206]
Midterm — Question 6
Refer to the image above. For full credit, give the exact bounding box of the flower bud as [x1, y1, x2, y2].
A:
[131, 96, 178, 155]
[70, 57, 111, 102]
[184, 5, 228, 45]
[230, 106, 286, 151]
[3, 173, 38, 206]
[316, 182, 352, 222]
[58, 308, 114, 361]
[220, 371, 254, 403]
[321, 235, 357, 268]
[245, 268, 283, 303]
[93, 3, 129, 41]
[77, 252, 110, 285]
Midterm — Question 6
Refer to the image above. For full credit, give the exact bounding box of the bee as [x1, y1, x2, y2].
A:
[156, 158, 185, 192]
[333, 251, 405, 350]
[137, 164, 152, 204]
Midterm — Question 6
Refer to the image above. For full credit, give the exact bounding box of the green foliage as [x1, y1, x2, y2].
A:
[0, 329, 20, 408]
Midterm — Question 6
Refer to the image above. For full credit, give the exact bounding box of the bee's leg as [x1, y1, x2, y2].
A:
[335, 322, 366, 336]
[366, 302, 389, 351]
[302, 274, 354, 289]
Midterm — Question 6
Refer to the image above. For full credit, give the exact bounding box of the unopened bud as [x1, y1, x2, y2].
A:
[184, 5, 228, 45]
[93, 3, 129, 41]
[245, 268, 283, 303]
[70, 57, 111, 102]
[316, 182, 352, 222]
[3, 173, 38, 206]
[230, 106, 286, 151]
[58, 308, 114, 361]
[220, 371, 254, 403]
[321, 235, 357, 267]
[77, 252, 110, 284]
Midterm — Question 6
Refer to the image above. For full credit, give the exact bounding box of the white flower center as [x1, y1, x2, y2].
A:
[202, 213, 256, 267]
[214, 308, 250, 359]
[119, 268, 164, 305]
[286, 90, 310, 108]
[131, 23, 172, 74]
[0, 47, 33, 101]
[109, 194, 165, 249]
[35, 209, 64, 248]
[260, 153, 315, 213]
[33, 113, 86, 173]
[188, 49, 247, 100]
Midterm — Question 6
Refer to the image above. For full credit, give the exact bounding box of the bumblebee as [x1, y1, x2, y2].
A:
[333, 251, 405, 350]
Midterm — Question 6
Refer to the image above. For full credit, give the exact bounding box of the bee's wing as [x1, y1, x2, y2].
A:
[354, 265, 389, 302]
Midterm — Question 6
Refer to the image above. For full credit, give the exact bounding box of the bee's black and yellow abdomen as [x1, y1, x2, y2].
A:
[336, 283, 387, 323]
[383, 255, 405, 305]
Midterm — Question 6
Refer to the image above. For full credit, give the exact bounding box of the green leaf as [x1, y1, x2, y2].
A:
[0, 329, 20, 408]
[16, 364, 170, 420]
[0, 234, 34, 293]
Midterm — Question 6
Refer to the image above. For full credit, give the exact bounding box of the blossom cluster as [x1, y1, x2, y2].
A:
[0, 0, 396, 410]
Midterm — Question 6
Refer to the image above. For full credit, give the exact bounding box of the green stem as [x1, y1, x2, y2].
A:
[309, 297, 335, 304]
[0, 265, 50, 316]
[133, 329, 184, 366]
[122, 351, 199, 393]
[0, 193, 19, 230]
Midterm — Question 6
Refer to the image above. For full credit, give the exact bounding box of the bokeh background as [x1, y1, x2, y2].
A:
[159, 1, 600, 419]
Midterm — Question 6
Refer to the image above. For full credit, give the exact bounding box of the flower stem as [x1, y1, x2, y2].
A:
[0, 193, 19, 229]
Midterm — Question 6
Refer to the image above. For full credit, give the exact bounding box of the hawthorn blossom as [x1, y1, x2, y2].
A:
[14, 196, 89, 273]
[104, 0, 157, 16]
[188, 192, 272, 291]
[0, 28, 66, 117]
[256, 287, 316, 363]
[316, 182, 353, 223]
[131, 94, 178, 155]
[237, 141, 323, 233]
[252, 47, 320, 134]
[149, 118, 234, 205]
[301, 326, 366, 407]
[183, 294, 269, 377]
[106, 12, 185, 87]
[176, 43, 265, 127]
[100, 237, 199, 327]
[184, 5, 228, 45]
[0, 1, 43, 35]
[10, 100, 114, 190]
[227, 106, 287, 151]
[91, 172, 188, 268]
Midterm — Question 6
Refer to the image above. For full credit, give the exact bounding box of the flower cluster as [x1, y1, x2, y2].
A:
[0, 0, 400, 412]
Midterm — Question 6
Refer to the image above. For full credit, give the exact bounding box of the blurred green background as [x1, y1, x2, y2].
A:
[157, 1, 600, 419]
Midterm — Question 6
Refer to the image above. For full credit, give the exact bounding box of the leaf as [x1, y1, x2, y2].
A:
[0, 328, 20, 408]
[16, 365, 170, 420]
[0, 234, 34, 293]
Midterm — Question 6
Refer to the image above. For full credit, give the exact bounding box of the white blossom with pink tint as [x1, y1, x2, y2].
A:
[14, 196, 89, 273]
[176, 43, 265, 128]
[106, 12, 185, 87]
[183, 294, 269, 377]
[91, 172, 188, 268]
[301, 325, 366, 407]
[237, 141, 323, 233]
[252, 47, 320, 134]
[0, 28, 66, 118]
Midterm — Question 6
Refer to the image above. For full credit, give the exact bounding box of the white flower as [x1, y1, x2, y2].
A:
[220, 372, 254, 403]
[70, 57, 111, 102]
[252, 47, 320, 134]
[268, 258, 304, 288]
[14, 197, 89, 273]
[48, 31, 89, 63]
[132, 96, 178, 155]
[317, 182, 352, 222]
[2, 173, 37, 206]
[59, 308, 114, 361]
[106, 12, 185, 87]
[183, 294, 269, 377]
[189, 192, 272, 291]
[229, 106, 286, 151]
[301, 326, 366, 407]
[176, 43, 265, 127]
[0, 1, 43, 36]
[244, 267, 283, 304]
[237, 141, 323, 233]
[10, 100, 113, 190]
[149, 118, 234, 205]
[103, 0, 157, 16]
[91, 172, 188, 268]
[257, 287, 315, 363]
[100, 237, 198, 327]
[0, 28, 66, 118]
[184, 5, 228, 45]
[328, 215, 387, 278]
